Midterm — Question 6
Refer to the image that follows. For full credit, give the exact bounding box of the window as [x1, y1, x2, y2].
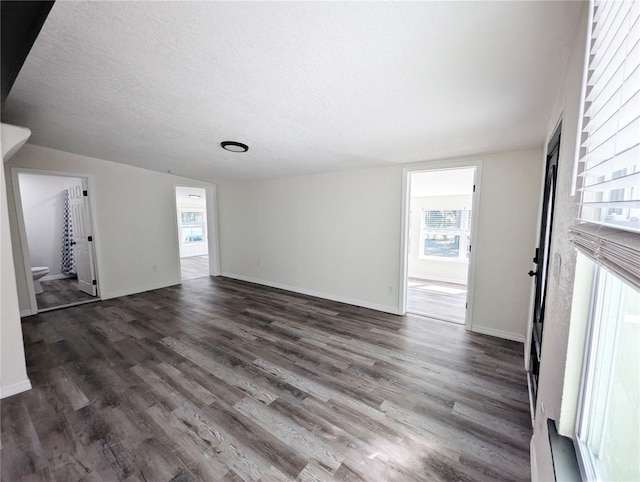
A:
[576, 266, 639, 481]
[576, 0, 640, 233]
[420, 209, 471, 260]
[572, 1, 640, 480]
[180, 210, 205, 244]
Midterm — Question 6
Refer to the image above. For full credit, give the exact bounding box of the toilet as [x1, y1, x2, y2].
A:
[31, 266, 50, 294]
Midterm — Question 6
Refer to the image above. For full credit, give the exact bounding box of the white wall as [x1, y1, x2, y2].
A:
[530, 4, 588, 481]
[6, 144, 216, 312]
[219, 167, 403, 313]
[18, 173, 82, 278]
[219, 148, 542, 340]
[1, 157, 31, 398]
[408, 194, 471, 284]
[471, 150, 542, 341]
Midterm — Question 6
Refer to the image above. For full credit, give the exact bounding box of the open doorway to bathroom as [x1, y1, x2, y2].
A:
[404, 166, 478, 325]
[175, 186, 210, 281]
[14, 171, 100, 312]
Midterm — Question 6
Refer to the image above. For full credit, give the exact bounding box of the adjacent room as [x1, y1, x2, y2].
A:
[175, 186, 210, 281]
[1, 1, 638, 481]
[406, 168, 476, 324]
[14, 172, 99, 311]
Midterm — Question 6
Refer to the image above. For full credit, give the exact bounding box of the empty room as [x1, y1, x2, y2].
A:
[1, 1, 638, 481]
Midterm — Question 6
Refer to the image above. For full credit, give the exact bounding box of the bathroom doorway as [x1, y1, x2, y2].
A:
[175, 186, 210, 281]
[13, 170, 101, 313]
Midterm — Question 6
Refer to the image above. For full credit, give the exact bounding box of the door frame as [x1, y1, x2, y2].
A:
[399, 159, 483, 331]
[10, 167, 103, 315]
[525, 119, 562, 413]
[173, 184, 221, 279]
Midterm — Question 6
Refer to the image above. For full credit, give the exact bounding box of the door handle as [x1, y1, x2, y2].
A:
[528, 270, 538, 277]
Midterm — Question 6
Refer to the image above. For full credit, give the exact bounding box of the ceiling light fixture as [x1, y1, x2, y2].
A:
[221, 141, 249, 153]
[188, 194, 201, 199]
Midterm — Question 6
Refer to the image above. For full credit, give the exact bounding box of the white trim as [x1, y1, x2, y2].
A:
[471, 324, 525, 343]
[400, 159, 483, 335]
[101, 279, 181, 301]
[20, 309, 35, 317]
[41, 273, 75, 281]
[0, 379, 32, 399]
[10, 169, 38, 314]
[221, 272, 402, 315]
[207, 184, 221, 277]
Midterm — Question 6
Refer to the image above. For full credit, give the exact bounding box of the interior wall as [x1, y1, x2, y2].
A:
[219, 147, 542, 341]
[470, 150, 543, 341]
[18, 173, 82, 278]
[530, 4, 588, 481]
[218, 166, 403, 313]
[408, 194, 472, 284]
[5, 144, 216, 312]
[0, 157, 30, 398]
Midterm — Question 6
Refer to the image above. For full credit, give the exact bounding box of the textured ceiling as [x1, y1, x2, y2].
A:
[4, 1, 583, 183]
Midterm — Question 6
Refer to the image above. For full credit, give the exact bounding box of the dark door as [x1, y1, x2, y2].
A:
[528, 122, 561, 408]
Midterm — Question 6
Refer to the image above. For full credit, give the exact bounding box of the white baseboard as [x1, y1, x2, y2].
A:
[0, 378, 32, 399]
[408, 273, 467, 285]
[102, 279, 181, 300]
[471, 324, 525, 342]
[41, 273, 75, 281]
[20, 309, 35, 317]
[221, 272, 402, 315]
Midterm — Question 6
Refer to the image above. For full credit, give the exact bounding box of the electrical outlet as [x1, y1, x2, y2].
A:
[388, 286, 394, 294]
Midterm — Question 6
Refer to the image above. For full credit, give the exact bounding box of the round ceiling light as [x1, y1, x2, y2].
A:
[221, 141, 249, 153]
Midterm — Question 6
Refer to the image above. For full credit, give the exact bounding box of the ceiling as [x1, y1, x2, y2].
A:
[175, 186, 206, 207]
[4, 1, 583, 183]
[411, 168, 475, 197]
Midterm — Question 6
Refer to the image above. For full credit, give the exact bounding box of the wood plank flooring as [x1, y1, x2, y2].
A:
[407, 279, 467, 325]
[1, 276, 531, 481]
[181, 256, 210, 281]
[36, 277, 99, 310]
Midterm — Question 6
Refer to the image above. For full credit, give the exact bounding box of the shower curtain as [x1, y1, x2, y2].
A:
[61, 189, 76, 275]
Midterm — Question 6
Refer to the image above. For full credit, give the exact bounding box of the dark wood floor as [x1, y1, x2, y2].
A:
[181, 255, 209, 281]
[2, 277, 531, 481]
[407, 279, 467, 325]
[36, 277, 98, 310]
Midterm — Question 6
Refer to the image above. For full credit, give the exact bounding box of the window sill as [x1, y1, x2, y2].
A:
[547, 419, 582, 481]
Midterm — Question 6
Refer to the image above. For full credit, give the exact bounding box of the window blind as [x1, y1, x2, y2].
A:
[572, 0, 640, 289]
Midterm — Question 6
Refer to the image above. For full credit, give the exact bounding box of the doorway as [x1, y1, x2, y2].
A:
[175, 186, 210, 281]
[13, 170, 100, 313]
[401, 162, 481, 328]
[527, 121, 561, 410]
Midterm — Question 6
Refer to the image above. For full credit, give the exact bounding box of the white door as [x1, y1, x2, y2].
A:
[68, 183, 97, 296]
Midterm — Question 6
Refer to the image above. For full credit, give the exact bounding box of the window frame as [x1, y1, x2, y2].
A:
[574, 263, 640, 481]
[418, 208, 471, 262]
[179, 208, 207, 245]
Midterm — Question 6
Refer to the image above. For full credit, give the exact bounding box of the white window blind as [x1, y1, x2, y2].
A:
[572, 0, 640, 290]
